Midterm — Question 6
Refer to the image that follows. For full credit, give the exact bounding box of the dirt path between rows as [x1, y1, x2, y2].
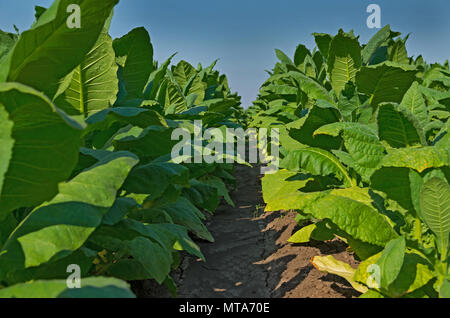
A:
[134, 164, 360, 298]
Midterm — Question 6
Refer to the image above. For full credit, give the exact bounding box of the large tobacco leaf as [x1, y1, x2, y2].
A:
[377, 103, 425, 148]
[113, 126, 177, 159]
[0, 83, 83, 218]
[400, 81, 428, 128]
[261, 169, 319, 212]
[356, 62, 417, 107]
[0, 153, 138, 283]
[54, 32, 118, 116]
[354, 251, 435, 297]
[288, 100, 341, 149]
[303, 190, 398, 247]
[361, 25, 398, 65]
[281, 147, 353, 187]
[0, 30, 18, 62]
[0, 277, 135, 298]
[311, 255, 367, 293]
[327, 30, 361, 96]
[380, 147, 450, 173]
[0, 0, 118, 98]
[314, 122, 385, 181]
[419, 177, 450, 255]
[113, 27, 154, 101]
[123, 162, 189, 199]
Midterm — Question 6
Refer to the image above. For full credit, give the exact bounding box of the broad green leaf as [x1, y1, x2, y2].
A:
[0, 277, 135, 298]
[288, 72, 334, 103]
[173, 60, 197, 87]
[0, 153, 138, 279]
[420, 177, 450, 256]
[183, 75, 206, 105]
[183, 179, 219, 213]
[114, 125, 177, 159]
[143, 54, 175, 100]
[0, 105, 13, 201]
[400, 82, 428, 128]
[164, 77, 187, 113]
[0, 0, 118, 98]
[34, 6, 47, 22]
[313, 122, 376, 138]
[376, 237, 406, 289]
[389, 254, 435, 297]
[337, 82, 360, 120]
[85, 107, 167, 139]
[113, 219, 204, 261]
[312, 50, 323, 72]
[200, 98, 238, 113]
[315, 122, 385, 181]
[0, 83, 83, 218]
[294, 44, 311, 68]
[0, 214, 16, 247]
[3, 247, 97, 285]
[261, 169, 315, 212]
[260, 84, 298, 97]
[305, 193, 398, 246]
[361, 25, 396, 64]
[329, 186, 374, 205]
[371, 167, 422, 213]
[381, 147, 450, 173]
[389, 36, 410, 64]
[288, 221, 334, 243]
[356, 62, 417, 107]
[54, 32, 118, 116]
[346, 236, 383, 261]
[327, 30, 361, 96]
[288, 224, 316, 243]
[288, 100, 341, 149]
[420, 86, 450, 103]
[300, 54, 317, 78]
[440, 279, 450, 298]
[123, 162, 189, 199]
[359, 290, 385, 298]
[145, 223, 204, 260]
[145, 197, 213, 242]
[97, 235, 172, 283]
[281, 147, 353, 187]
[311, 255, 368, 293]
[102, 197, 139, 226]
[377, 103, 425, 148]
[313, 33, 332, 60]
[201, 175, 234, 207]
[0, 30, 18, 62]
[172, 60, 206, 105]
[275, 49, 294, 66]
[113, 27, 154, 100]
[355, 251, 435, 297]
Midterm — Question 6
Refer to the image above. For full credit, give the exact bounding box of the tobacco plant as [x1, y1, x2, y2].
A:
[0, 0, 243, 297]
[256, 26, 450, 298]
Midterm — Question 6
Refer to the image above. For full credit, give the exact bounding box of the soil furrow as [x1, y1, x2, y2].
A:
[133, 164, 360, 298]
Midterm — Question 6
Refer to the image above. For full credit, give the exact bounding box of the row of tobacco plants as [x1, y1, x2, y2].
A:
[0, 0, 245, 297]
[249, 26, 450, 298]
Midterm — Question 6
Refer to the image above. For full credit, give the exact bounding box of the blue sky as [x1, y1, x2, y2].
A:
[1, 0, 449, 107]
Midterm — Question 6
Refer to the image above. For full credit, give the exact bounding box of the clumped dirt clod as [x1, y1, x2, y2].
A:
[133, 164, 360, 298]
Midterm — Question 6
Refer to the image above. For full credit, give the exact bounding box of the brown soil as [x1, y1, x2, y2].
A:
[133, 164, 360, 298]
